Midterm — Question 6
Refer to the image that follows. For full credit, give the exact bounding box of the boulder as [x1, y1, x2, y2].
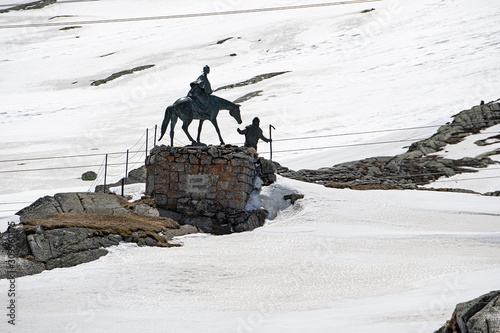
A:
[133, 203, 159, 217]
[162, 224, 201, 240]
[81, 171, 97, 181]
[435, 290, 500, 333]
[16, 196, 62, 222]
[0, 255, 46, 279]
[54, 193, 85, 213]
[233, 209, 268, 232]
[45, 249, 108, 270]
[0, 226, 32, 257]
[16, 192, 131, 222]
[27, 227, 121, 262]
[182, 216, 214, 233]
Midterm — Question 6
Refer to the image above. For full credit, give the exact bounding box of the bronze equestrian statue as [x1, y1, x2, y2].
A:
[158, 66, 242, 146]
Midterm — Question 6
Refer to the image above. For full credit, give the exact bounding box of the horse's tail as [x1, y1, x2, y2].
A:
[158, 105, 173, 141]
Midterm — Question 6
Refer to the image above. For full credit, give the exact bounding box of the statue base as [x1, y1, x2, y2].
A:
[146, 145, 278, 233]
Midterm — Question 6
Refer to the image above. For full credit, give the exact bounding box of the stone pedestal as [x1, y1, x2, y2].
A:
[146, 145, 257, 215]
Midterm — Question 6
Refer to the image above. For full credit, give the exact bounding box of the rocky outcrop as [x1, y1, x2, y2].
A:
[257, 157, 277, 186]
[16, 192, 131, 222]
[279, 155, 495, 190]
[278, 100, 500, 191]
[0, 0, 56, 14]
[0, 213, 183, 279]
[91, 65, 155, 86]
[435, 290, 500, 333]
[408, 101, 500, 156]
[214, 72, 290, 92]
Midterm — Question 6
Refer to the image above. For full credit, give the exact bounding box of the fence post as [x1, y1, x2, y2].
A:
[123, 149, 129, 196]
[145, 128, 149, 160]
[103, 154, 108, 193]
[154, 124, 157, 147]
[125, 149, 129, 181]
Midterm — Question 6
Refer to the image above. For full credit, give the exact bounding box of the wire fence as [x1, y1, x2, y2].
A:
[0, 0, 384, 29]
[1, 113, 499, 212]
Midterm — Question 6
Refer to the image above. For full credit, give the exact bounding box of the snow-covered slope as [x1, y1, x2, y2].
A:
[0, 0, 499, 332]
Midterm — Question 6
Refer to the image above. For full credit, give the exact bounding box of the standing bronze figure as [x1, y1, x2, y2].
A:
[237, 117, 272, 151]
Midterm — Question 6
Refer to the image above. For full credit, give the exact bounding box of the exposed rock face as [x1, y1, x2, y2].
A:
[0, 213, 184, 279]
[91, 65, 155, 86]
[435, 290, 500, 333]
[257, 157, 277, 186]
[45, 249, 108, 270]
[16, 192, 131, 222]
[27, 227, 120, 262]
[409, 101, 500, 156]
[278, 101, 500, 191]
[214, 72, 290, 92]
[279, 155, 495, 190]
[0, 0, 56, 14]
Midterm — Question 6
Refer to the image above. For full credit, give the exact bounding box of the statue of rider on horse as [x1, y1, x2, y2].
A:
[158, 66, 242, 147]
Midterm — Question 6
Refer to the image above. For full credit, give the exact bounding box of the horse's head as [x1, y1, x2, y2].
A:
[230, 104, 242, 124]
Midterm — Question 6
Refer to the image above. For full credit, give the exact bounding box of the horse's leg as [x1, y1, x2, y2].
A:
[197, 120, 205, 143]
[181, 119, 196, 145]
[211, 118, 225, 145]
[170, 114, 178, 147]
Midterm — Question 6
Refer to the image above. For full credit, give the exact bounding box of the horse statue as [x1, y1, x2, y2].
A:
[158, 95, 242, 146]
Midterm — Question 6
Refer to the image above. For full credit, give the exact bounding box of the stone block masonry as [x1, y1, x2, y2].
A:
[146, 145, 257, 214]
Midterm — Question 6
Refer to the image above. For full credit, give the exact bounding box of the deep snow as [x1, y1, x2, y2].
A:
[1, 0, 500, 332]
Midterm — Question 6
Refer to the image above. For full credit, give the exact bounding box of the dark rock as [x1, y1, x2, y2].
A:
[91, 65, 155, 86]
[217, 37, 233, 44]
[128, 165, 146, 183]
[77, 192, 130, 216]
[81, 171, 97, 181]
[233, 210, 268, 232]
[0, 255, 46, 279]
[0, 226, 32, 257]
[16, 192, 131, 222]
[182, 216, 213, 233]
[137, 237, 157, 247]
[54, 193, 85, 213]
[483, 191, 500, 197]
[284, 194, 304, 204]
[0, 0, 56, 14]
[16, 196, 62, 222]
[45, 248, 108, 270]
[158, 209, 183, 222]
[435, 290, 500, 333]
[162, 224, 200, 240]
[278, 101, 500, 192]
[214, 72, 290, 92]
[133, 204, 159, 217]
[27, 227, 120, 262]
[60, 26, 82, 31]
[257, 157, 278, 186]
[234, 90, 263, 104]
